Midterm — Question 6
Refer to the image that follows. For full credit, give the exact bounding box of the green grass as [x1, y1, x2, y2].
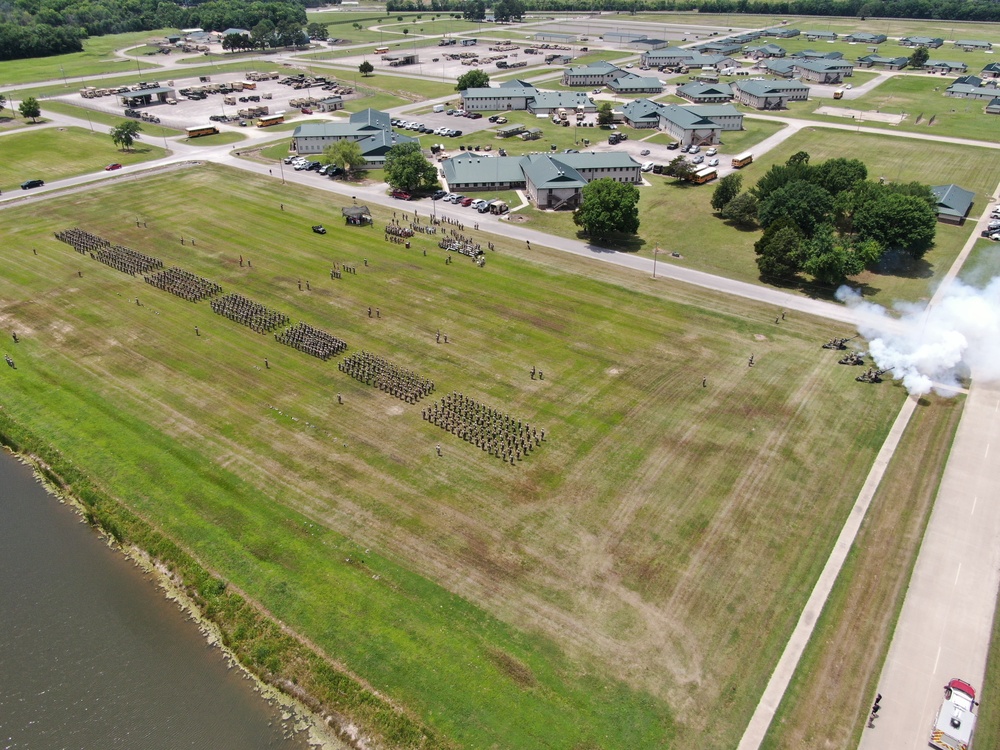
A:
[0, 126, 166, 192]
[512, 127, 998, 306]
[976, 587, 1000, 750]
[41, 101, 185, 136]
[182, 131, 246, 146]
[0, 29, 169, 86]
[0, 163, 906, 750]
[957, 239, 1000, 287]
[761, 393, 965, 750]
[829, 74, 1000, 143]
[436, 116, 601, 155]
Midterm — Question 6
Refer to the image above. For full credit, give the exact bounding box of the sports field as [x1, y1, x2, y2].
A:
[0, 163, 907, 749]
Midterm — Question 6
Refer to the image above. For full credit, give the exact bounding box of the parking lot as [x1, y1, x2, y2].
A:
[51, 70, 366, 134]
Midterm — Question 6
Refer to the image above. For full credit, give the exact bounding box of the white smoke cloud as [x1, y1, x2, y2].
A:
[836, 278, 1000, 396]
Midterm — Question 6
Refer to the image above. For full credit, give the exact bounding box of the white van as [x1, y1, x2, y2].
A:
[641, 161, 654, 172]
[433, 104, 445, 113]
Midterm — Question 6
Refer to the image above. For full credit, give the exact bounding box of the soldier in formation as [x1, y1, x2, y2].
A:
[338, 351, 434, 403]
[55, 228, 110, 255]
[144, 267, 222, 302]
[422, 392, 544, 464]
[211, 293, 289, 333]
[275, 322, 347, 361]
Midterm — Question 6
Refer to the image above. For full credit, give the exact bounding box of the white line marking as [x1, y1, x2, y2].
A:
[995, 399, 999, 413]
[955, 563, 962, 585]
[972, 496, 978, 515]
[986, 443, 991, 459]
[934, 646, 942, 675]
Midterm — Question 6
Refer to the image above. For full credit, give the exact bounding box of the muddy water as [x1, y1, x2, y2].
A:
[0, 451, 312, 750]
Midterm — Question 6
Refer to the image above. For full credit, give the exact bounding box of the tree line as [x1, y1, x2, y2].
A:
[711, 151, 938, 285]
[394, 0, 1000, 23]
[1, 0, 306, 62]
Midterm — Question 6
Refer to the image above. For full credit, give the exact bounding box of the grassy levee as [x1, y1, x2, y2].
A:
[0, 127, 167, 192]
[0, 164, 906, 749]
[0, 410, 442, 749]
[760, 393, 965, 750]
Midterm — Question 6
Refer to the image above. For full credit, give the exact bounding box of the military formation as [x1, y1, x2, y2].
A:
[144, 267, 222, 302]
[838, 351, 865, 366]
[45, 225, 546, 463]
[821, 334, 893, 384]
[822, 335, 858, 350]
[275, 322, 347, 361]
[339, 351, 434, 403]
[55, 227, 111, 254]
[211, 293, 289, 334]
[423, 393, 543, 464]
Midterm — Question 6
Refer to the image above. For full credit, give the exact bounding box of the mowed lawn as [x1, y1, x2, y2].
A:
[0, 126, 166, 192]
[0, 29, 168, 86]
[41, 101, 185, 136]
[518, 127, 998, 306]
[808, 73, 1000, 143]
[0, 164, 905, 749]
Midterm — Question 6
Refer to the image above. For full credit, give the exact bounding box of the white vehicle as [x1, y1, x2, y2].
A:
[706, 147, 718, 156]
[708, 157, 720, 166]
[691, 154, 705, 164]
[689, 144, 700, 153]
[930, 679, 977, 750]
[641, 161, 654, 172]
[433, 104, 445, 113]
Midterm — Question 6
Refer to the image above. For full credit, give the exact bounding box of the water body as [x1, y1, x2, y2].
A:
[0, 450, 313, 750]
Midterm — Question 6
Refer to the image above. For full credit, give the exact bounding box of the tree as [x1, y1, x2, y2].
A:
[463, 0, 486, 20]
[402, 28, 409, 35]
[719, 192, 759, 227]
[908, 46, 929, 68]
[755, 222, 805, 279]
[786, 150, 811, 167]
[710, 173, 742, 211]
[384, 142, 438, 192]
[19, 96, 41, 122]
[573, 178, 640, 241]
[455, 69, 489, 91]
[110, 120, 142, 152]
[251, 19, 275, 50]
[664, 155, 694, 182]
[811, 157, 867, 196]
[596, 101, 614, 126]
[751, 160, 811, 201]
[322, 140, 366, 175]
[801, 224, 864, 284]
[757, 180, 833, 237]
[359, 60, 374, 76]
[307, 22, 328, 40]
[853, 191, 937, 258]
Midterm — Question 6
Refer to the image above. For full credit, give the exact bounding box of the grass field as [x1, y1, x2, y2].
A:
[0, 29, 168, 86]
[0, 163, 907, 749]
[511, 127, 997, 306]
[762, 392, 965, 750]
[0, 127, 166, 193]
[40, 101, 185, 137]
[769, 36, 999, 73]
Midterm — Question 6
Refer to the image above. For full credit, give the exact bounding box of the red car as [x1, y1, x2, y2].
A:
[391, 189, 411, 200]
[105, 163, 123, 170]
[301, 107, 313, 114]
[461, 197, 474, 207]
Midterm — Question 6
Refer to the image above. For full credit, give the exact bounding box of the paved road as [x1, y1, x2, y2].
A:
[857, 380, 1000, 750]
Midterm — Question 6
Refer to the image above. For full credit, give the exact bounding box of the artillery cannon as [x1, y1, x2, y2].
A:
[4, 354, 14, 369]
[838, 351, 865, 366]
[823, 334, 858, 350]
[856, 367, 893, 383]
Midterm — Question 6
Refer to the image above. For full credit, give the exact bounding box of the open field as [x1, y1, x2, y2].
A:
[0, 127, 166, 193]
[0, 29, 168, 86]
[0, 163, 907, 749]
[761, 392, 965, 750]
[958, 239, 1000, 286]
[40, 101, 185, 136]
[767, 36, 1000, 72]
[514, 127, 997, 305]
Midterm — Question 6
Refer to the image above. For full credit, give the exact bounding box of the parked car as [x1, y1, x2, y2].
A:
[495, 116, 507, 124]
[706, 147, 718, 156]
[432, 190, 448, 200]
[20, 179, 44, 190]
[300, 107, 313, 114]
[667, 142, 680, 150]
[470, 199, 487, 210]
[105, 163, 123, 171]
[640, 149, 650, 156]
[692, 154, 705, 164]
[469, 112, 483, 119]
[641, 161, 654, 172]
[461, 197, 474, 206]
[391, 189, 412, 200]
[311, 225, 326, 234]
[708, 157, 720, 166]
[488, 115, 499, 122]
[592, 88, 602, 94]
[449, 194, 465, 203]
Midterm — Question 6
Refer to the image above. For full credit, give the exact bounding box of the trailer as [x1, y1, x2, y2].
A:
[930, 679, 977, 750]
